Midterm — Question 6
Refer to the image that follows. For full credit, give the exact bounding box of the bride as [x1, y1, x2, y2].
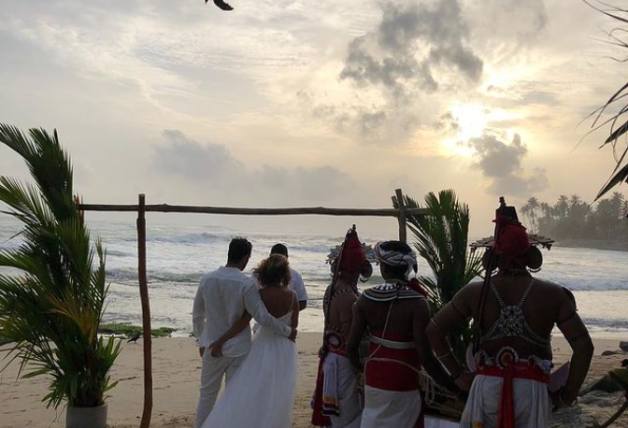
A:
[201, 254, 299, 428]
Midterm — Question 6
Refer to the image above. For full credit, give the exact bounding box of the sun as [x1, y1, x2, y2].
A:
[451, 103, 489, 141]
[441, 103, 518, 157]
[439, 103, 488, 157]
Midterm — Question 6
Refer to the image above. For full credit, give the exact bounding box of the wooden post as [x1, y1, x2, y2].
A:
[395, 188, 408, 243]
[137, 194, 153, 428]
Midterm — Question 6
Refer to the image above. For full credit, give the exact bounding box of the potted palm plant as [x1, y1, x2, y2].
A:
[0, 124, 120, 428]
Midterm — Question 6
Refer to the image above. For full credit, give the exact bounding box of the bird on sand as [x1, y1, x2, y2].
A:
[127, 332, 141, 344]
[206, 0, 234, 11]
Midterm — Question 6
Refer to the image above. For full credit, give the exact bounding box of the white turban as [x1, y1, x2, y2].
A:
[373, 241, 418, 278]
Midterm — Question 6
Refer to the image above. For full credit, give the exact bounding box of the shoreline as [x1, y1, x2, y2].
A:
[555, 239, 628, 252]
[2, 334, 628, 428]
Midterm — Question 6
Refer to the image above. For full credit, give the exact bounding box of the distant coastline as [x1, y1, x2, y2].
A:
[555, 239, 628, 252]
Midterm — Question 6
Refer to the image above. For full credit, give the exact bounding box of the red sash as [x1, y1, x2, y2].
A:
[477, 362, 550, 428]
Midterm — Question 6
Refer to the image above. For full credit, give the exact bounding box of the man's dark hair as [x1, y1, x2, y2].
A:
[228, 237, 252, 263]
[270, 243, 288, 257]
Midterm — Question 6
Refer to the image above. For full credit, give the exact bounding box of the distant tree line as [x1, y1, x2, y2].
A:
[520, 192, 628, 241]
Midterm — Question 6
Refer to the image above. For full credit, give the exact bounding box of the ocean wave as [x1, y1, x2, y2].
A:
[562, 282, 628, 291]
[107, 268, 202, 284]
[289, 244, 331, 254]
[118, 232, 228, 245]
[582, 317, 628, 329]
[106, 249, 134, 257]
[152, 232, 226, 245]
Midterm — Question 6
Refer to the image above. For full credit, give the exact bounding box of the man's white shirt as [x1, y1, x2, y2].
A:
[192, 266, 292, 357]
[288, 268, 308, 303]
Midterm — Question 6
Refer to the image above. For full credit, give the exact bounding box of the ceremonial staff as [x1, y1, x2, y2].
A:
[473, 197, 508, 354]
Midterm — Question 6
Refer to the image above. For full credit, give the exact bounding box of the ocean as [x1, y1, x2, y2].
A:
[1, 218, 627, 339]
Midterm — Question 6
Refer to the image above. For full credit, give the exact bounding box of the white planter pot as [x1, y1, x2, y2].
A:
[66, 403, 108, 428]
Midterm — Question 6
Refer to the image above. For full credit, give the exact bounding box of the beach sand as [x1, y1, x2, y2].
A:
[1, 334, 627, 428]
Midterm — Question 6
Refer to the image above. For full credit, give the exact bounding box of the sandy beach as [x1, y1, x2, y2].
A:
[1, 334, 627, 428]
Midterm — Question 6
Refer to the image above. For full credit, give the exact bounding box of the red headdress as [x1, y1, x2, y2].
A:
[338, 227, 366, 272]
[493, 216, 530, 262]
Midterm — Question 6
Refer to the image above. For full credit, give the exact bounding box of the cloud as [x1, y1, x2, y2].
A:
[470, 133, 548, 195]
[467, 0, 547, 46]
[302, 0, 484, 143]
[153, 129, 355, 202]
[340, 0, 483, 98]
[155, 130, 246, 187]
[433, 112, 460, 133]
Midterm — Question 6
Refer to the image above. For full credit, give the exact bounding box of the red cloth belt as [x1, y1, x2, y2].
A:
[365, 332, 421, 392]
[329, 349, 347, 357]
[477, 362, 550, 428]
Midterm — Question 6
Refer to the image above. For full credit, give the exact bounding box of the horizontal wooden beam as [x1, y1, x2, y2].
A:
[78, 204, 429, 217]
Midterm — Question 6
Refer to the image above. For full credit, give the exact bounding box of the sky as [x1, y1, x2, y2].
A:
[0, 0, 626, 238]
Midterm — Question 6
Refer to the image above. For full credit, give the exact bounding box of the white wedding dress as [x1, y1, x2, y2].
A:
[201, 309, 298, 428]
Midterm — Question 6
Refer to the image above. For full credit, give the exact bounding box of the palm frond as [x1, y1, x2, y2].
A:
[584, 1, 628, 198]
[394, 190, 483, 364]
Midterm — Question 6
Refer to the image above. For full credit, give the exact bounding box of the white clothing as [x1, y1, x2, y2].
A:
[460, 375, 551, 428]
[194, 354, 245, 428]
[424, 417, 459, 428]
[289, 268, 308, 303]
[361, 386, 421, 428]
[324, 353, 362, 428]
[201, 310, 298, 428]
[192, 266, 292, 354]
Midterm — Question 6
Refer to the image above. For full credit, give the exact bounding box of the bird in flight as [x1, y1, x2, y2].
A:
[206, 0, 234, 11]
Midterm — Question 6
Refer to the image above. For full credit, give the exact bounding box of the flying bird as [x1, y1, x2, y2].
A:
[127, 332, 141, 344]
[206, 0, 234, 11]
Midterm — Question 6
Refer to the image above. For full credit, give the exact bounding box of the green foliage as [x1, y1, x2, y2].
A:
[585, 1, 628, 198]
[393, 190, 483, 362]
[99, 324, 175, 338]
[0, 124, 120, 408]
[520, 192, 628, 242]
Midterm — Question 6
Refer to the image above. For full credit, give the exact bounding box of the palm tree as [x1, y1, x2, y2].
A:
[0, 124, 120, 409]
[521, 197, 540, 232]
[393, 190, 483, 361]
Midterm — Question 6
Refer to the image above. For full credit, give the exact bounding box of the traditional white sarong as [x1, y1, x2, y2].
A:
[323, 352, 362, 428]
[460, 375, 551, 428]
[361, 386, 421, 428]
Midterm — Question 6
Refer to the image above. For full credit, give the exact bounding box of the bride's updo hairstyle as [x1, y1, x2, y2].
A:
[254, 254, 291, 289]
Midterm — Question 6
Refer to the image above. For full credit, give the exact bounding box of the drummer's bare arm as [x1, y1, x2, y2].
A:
[426, 283, 477, 389]
[415, 298, 459, 393]
[555, 286, 594, 407]
[347, 299, 367, 372]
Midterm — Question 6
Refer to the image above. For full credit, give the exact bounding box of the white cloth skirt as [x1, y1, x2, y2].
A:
[361, 385, 421, 428]
[460, 374, 551, 428]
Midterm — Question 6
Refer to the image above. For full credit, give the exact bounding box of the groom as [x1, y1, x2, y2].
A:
[192, 237, 297, 428]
